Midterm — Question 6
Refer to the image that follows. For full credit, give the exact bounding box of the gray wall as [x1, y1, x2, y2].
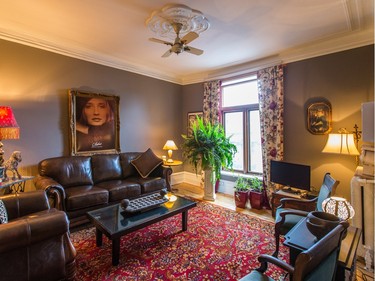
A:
[284, 45, 374, 200]
[180, 83, 204, 173]
[182, 45, 374, 200]
[1, 38, 373, 199]
[0, 39, 182, 181]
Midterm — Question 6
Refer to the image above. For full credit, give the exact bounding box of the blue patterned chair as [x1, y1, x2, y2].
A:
[239, 222, 348, 281]
[273, 172, 339, 257]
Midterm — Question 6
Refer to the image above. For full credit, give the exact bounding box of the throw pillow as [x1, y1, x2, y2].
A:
[0, 200, 8, 224]
[131, 148, 163, 178]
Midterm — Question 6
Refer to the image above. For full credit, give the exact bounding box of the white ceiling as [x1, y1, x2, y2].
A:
[0, 0, 373, 85]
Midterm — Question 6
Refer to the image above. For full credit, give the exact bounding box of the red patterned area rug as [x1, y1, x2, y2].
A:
[70, 201, 289, 281]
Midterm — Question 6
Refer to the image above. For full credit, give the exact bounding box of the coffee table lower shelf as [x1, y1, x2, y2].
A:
[87, 196, 197, 266]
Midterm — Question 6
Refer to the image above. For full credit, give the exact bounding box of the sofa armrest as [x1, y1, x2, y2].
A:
[148, 165, 173, 191]
[0, 209, 69, 253]
[33, 175, 66, 211]
[0, 191, 50, 219]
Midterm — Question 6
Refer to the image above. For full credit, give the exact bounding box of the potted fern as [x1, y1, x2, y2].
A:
[181, 116, 237, 201]
[234, 176, 250, 208]
[248, 177, 264, 209]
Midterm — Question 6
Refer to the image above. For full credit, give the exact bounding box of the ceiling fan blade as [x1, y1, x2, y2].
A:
[184, 46, 204, 56]
[149, 38, 173, 46]
[181, 32, 199, 44]
[162, 49, 173, 58]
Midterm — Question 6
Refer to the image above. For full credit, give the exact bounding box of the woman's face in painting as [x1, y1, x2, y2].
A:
[84, 98, 110, 126]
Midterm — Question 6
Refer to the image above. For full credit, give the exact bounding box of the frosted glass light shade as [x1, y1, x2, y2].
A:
[322, 196, 355, 220]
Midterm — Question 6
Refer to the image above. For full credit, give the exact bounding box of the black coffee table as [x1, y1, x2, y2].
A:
[86, 195, 197, 265]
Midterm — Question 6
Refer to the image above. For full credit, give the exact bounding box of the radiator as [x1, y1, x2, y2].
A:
[351, 170, 374, 266]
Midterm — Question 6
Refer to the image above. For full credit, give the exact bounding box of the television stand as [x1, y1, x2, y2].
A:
[271, 189, 317, 217]
[282, 187, 301, 195]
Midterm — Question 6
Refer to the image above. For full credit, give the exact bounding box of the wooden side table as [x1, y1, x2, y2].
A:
[284, 217, 362, 280]
[163, 160, 183, 190]
[163, 160, 183, 167]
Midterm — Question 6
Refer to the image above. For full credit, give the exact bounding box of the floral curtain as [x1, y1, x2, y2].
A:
[201, 80, 221, 189]
[257, 65, 284, 208]
[203, 80, 221, 125]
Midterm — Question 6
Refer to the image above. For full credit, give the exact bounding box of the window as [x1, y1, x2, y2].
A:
[221, 75, 263, 175]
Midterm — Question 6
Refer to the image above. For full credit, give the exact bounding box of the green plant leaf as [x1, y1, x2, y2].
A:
[181, 116, 237, 183]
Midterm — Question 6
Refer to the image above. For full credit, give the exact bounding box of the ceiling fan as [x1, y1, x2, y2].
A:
[149, 22, 204, 57]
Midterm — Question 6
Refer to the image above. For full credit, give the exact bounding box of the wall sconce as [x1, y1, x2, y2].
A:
[163, 140, 178, 163]
[0, 106, 20, 181]
[322, 124, 362, 164]
[322, 196, 355, 221]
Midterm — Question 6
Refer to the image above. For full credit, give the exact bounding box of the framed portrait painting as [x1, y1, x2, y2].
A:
[306, 101, 332, 135]
[69, 89, 120, 155]
[187, 111, 203, 137]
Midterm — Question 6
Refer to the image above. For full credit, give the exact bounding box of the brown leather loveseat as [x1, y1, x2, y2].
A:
[0, 190, 76, 281]
[34, 150, 172, 227]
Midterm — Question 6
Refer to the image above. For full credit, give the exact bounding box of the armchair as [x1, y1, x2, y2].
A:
[273, 172, 339, 257]
[0, 190, 76, 281]
[239, 222, 348, 281]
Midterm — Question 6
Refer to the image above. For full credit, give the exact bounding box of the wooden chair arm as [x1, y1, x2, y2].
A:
[279, 197, 317, 211]
[256, 254, 295, 275]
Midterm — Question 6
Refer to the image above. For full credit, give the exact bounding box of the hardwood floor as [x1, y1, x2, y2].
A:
[172, 182, 374, 281]
[172, 182, 273, 222]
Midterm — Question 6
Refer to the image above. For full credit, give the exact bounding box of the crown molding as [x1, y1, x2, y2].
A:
[180, 28, 374, 85]
[0, 28, 183, 85]
[0, 25, 373, 86]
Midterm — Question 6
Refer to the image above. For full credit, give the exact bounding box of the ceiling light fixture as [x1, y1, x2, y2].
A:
[146, 4, 210, 39]
[146, 4, 209, 57]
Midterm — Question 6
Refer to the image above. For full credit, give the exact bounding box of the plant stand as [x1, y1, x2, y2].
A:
[203, 169, 215, 201]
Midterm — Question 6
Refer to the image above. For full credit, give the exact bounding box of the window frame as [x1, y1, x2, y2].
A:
[221, 76, 262, 176]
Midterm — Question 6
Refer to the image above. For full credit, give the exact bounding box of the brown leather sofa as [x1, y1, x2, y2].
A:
[34, 152, 172, 228]
[0, 190, 76, 281]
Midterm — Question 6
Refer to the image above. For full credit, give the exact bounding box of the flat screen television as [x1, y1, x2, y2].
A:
[270, 160, 311, 191]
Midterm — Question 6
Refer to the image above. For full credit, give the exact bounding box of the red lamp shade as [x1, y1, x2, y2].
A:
[0, 106, 20, 140]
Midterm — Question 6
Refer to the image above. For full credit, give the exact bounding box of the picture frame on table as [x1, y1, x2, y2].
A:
[306, 101, 332, 135]
[68, 89, 120, 155]
[187, 111, 203, 137]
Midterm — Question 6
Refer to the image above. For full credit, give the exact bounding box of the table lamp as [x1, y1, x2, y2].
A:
[322, 126, 361, 164]
[0, 107, 20, 181]
[322, 196, 355, 221]
[163, 140, 178, 163]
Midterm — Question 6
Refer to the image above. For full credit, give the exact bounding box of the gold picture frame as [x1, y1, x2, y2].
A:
[69, 89, 120, 155]
[307, 101, 332, 135]
[187, 111, 203, 137]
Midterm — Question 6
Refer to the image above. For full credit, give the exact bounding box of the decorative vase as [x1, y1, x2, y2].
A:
[249, 190, 263, 210]
[203, 169, 216, 201]
[215, 179, 220, 193]
[234, 190, 248, 208]
[306, 211, 341, 240]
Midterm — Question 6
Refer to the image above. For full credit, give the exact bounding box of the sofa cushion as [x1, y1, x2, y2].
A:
[0, 200, 8, 224]
[65, 185, 108, 211]
[96, 180, 142, 202]
[38, 156, 93, 188]
[130, 177, 166, 194]
[91, 154, 122, 183]
[120, 153, 140, 178]
[131, 148, 163, 178]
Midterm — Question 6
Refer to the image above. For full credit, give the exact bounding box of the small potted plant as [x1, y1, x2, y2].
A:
[234, 176, 250, 208]
[248, 177, 264, 210]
